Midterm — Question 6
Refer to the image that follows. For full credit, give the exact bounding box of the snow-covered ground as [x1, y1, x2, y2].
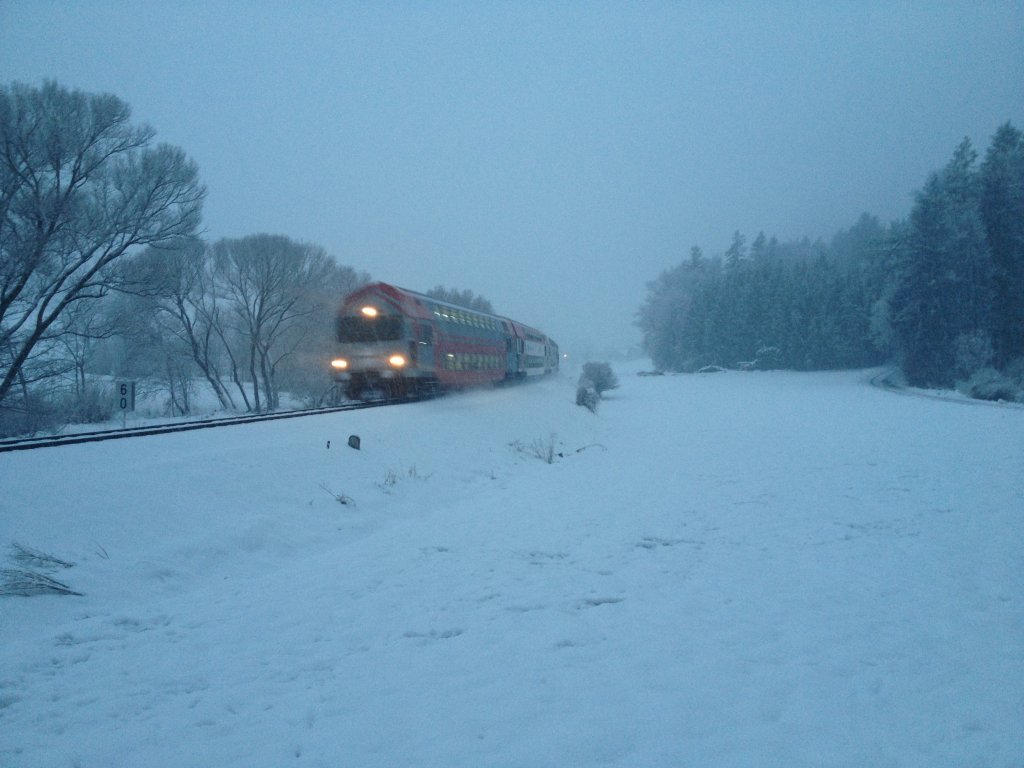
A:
[1, 366, 1021, 767]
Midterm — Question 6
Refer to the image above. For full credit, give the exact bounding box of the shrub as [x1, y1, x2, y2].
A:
[580, 362, 618, 395]
[55, 385, 115, 425]
[957, 367, 1022, 402]
[510, 435, 560, 463]
[0, 393, 58, 438]
[576, 381, 599, 413]
[755, 346, 782, 370]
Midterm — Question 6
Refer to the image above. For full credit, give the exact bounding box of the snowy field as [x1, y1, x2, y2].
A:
[1, 366, 1022, 767]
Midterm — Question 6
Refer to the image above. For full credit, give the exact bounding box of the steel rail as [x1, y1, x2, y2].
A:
[0, 401, 390, 453]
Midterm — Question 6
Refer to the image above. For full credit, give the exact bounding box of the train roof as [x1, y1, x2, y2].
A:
[343, 282, 556, 345]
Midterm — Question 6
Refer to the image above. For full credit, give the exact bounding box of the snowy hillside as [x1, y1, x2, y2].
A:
[1, 367, 1021, 767]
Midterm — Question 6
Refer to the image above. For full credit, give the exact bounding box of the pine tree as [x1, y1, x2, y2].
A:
[979, 122, 1024, 368]
[724, 231, 747, 271]
[891, 140, 994, 386]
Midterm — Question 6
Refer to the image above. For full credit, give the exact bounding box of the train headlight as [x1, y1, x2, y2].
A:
[388, 354, 406, 368]
[361, 306, 378, 317]
[331, 358, 348, 370]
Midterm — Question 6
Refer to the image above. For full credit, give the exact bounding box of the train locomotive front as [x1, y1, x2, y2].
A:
[331, 283, 550, 401]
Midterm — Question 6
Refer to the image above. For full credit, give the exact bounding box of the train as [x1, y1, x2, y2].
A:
[330, 282, 559, 401]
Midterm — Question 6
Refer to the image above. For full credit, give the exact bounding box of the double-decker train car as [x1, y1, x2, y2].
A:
[330, 282, 558, 400]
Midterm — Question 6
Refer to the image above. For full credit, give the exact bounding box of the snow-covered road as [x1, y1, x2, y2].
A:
[2, 368, 1021, 767]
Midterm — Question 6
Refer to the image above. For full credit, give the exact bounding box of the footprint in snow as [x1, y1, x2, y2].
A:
[578, 597, 624, 609]
[402, 628, 464, 642]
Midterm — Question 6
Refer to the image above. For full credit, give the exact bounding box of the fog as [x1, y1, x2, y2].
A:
[2, 2, 1021, 354]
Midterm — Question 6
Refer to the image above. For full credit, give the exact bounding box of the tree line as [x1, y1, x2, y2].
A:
[637, 123, 1024, 398]
[115, 235, 367, 415]
[0, 81, 503, 436]
[0, 81, 370, 435]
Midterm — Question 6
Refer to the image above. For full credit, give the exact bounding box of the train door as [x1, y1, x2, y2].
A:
[504, 322, 519, 377]
[417, 323, 434, 369]
[505, 336, 515, 375]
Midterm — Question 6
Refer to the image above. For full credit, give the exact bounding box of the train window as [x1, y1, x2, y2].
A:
[337, 316, 403, 342]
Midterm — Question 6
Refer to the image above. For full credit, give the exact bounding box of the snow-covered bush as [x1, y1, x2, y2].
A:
[511, 435, 560, 464]
[580, 362, 618, 395]
[576, 381, 599, 413]
[54, 384, 115, 425]
[0, 383, 117, 437]
[0, 391, 56, 438]
[755, 346, 782, 370]
[957, 367, 1022, 402]
[530, 435, 559, 464]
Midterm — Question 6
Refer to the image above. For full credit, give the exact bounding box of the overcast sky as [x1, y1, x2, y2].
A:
[2, 2, 1022, 355]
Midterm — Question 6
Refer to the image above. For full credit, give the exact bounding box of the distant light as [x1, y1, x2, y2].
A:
[331, 358, 348, 369]
[361, 306, 378, 317]
[388, 355, 406, 368]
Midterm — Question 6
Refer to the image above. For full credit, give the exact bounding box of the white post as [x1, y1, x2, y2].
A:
[116, 381, 136, 428]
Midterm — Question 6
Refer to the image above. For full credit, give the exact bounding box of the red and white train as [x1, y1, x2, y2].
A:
[330, 282, 559, 400]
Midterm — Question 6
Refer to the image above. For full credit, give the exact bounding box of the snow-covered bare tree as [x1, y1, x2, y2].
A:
[122, 238, 238, 410]
[53, 294, 118, 398]
[0, 81, 205, 409]
[278, 259, 369, 404]
[212, 234, 338, 411]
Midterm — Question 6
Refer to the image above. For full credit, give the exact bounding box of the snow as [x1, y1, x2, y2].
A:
[1, 367, 1022, 767]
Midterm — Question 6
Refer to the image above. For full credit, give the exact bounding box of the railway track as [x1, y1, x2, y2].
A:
[0, 401, 389, 453]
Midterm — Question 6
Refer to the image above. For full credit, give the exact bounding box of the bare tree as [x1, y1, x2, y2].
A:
[123, 238, 238, 409]
[212, 234, 337, 411]
[106, 287, 197, 416]
[279, 260, 370, 404]
[53, 295, 118, 397]
[0, 81, 205, 408]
